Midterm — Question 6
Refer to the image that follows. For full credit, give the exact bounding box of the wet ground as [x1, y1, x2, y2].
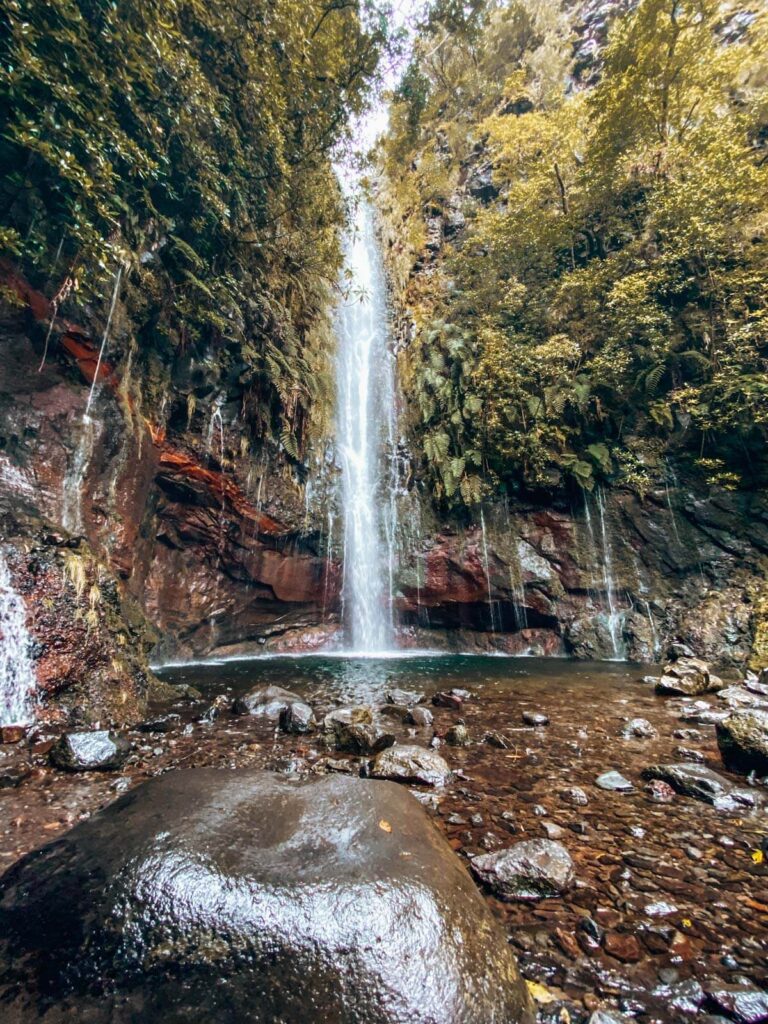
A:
[1, 655, 767, 1022]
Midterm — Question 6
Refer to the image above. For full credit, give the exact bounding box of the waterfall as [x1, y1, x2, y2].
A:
[585, 490, 626, 660]
[0, 550, 36, 726]
[479, 508, 498, 632]
[335, 200, 397, 652]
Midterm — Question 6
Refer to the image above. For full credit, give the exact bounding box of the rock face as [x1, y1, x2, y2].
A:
[49, 730, 131, 772]
[0, 770, 534, 1024]
[716, 710, 768, 775]
[471, 839, 575, 900]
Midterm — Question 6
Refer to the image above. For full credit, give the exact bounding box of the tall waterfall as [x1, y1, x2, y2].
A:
[0, 550, 36, 726]
[335, 200, 397, 652]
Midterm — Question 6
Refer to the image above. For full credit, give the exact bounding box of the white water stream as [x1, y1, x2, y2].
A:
[0, 550, 36, 726]
[335, 201, 398, 652]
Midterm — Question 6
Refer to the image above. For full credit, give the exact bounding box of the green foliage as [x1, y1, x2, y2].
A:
[380, 0, 768, 504]
[1, 0, 388, 454]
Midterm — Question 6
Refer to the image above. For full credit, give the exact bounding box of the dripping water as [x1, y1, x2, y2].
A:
[85, 266, 122, 417]
[479, 508, 498, 633]
[0, 550, 36, 726]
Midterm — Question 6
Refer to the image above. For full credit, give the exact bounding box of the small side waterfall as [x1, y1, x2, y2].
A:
[0, 551, 36, 726]
[335, 200, 397, 652]
[585, 489, 626, 660]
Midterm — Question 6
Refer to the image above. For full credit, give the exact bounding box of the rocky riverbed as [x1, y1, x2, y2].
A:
[1, 655, 767, 1023]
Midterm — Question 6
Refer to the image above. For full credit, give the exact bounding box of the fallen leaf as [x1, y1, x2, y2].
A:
[751, 849, 764, 865]
[681, 918, 693, 928]
[526, 981, 557, 1005]
[378, 819, 392, 833]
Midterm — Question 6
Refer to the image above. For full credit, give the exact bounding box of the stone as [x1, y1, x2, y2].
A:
[717, 686, 768, 711]
[0, 770, 534, 1024]
[279, 701, 316, 735]
[587, 1012, 634, 1024]
[595, 771, 634, 792]
[641, 764, 762, 811]
[0, 765, 30, 789]
[370, 744, 452, 788]
[323, 707, 395, 756]
[644, 779, 676, 802]
[603, 931, 642, 963]
[656, 657, 720, 696]
[445, 724, 470, 747]
[484, 730, 509, 748]
[522, 711, 549, 727]
[675, 747, 705, 763]
[666, 979, 706, 1015]
[232, 685, 302, 719]
[619, 718, 656, 739]
[471, 839, 575, 901]
[198, 694, 229, 723]
[379, 704, 409, 721]
[385, 689, 424, 707]
[432, 691, 463, 710]
[667, 642, 695, 660]
[50, 731, 131, 772]
[541, 822, 565, 840]
[137, 714, 181, 733]
[704, 985, 768, 1024]
[0, 725, 27, 744]
[560, 786, 589, 806]
[716, 709, 768, 775]
[407, 706, 433, 728]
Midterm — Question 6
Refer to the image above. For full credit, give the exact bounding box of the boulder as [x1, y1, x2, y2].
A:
[407, 706, 434, 729]
[641, 764, 762, 812]
[232, 685, 302, 719]
[619, 718, 657, 739]
[323, 706, 395, 755]
[716, 709, 768, 775]
[595, 770, 634, 792]
[472, 839, 575, 901]
[279, 701, 316, 735]
[370, 744, 452, 787]
[717, 686, 768, 712]
[49, 730, 130, 772]
[0, 770, 534, 1024]
[385, 689, 424, 707]
[445, 724, 470, 746]
[656, 657, 722, 696]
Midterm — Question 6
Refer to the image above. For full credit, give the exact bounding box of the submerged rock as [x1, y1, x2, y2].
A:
[620, 718, 657, 739]
[323, 706, 395, 755]
[232, 685, 302, 719]
[0, 770, 534, 1023]
[471, 839, 575, 900]
[445, 724, 471, 746]
[716, 709, 768, 775]
[642, 763, 762, 811]
[407, 706, 434, 729]
[370, 744, 452, 787]
[50, 730, 130, 772]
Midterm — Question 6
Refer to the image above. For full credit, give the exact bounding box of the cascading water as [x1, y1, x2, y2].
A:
[584, 490, 626, 660]
[335, 200, 397, 652]
[0, 550, 36, 726]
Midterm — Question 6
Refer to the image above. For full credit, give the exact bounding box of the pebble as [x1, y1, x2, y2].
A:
[522, 711, 549, 727]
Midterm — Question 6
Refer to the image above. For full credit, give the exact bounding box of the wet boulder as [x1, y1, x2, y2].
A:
[370, 744, 452, 787]
[656, 657, 722, 697]
[232, 685, 303, 719]
[716, 709, 768, 775]
[0, 770, 534, 1024]
[407, 706, 434, 729]
[641, 763, 763, 812]
[324, 706, 395, 755]
[50, 730, 130, 772]
[472, 839, 575, 901]
[445, 724, 471, 746]
[717, 687, 768, 712]
[620, 718, 657, 739]
[279, 701, 315, 735]
[595, 770, 634, 792]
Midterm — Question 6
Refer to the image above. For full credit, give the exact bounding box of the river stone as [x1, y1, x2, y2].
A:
[370, 744, 452, 787]
[324, 706, 395, 755]
[595, 770, 634, 792]
[49, 730, 130, 772]
[407, 706, 434, 728]
[471, 839, 575, 900]
[656, 657, 721, 696]
[716, 709, 768, 775]
[0, 770, 533, 1024]
[717, 686, 768, 711]
[620, 717, 657, 739]
[232, 684, 302, 718]
[279, 701, 316, 734]
[641, 763, 762, 811]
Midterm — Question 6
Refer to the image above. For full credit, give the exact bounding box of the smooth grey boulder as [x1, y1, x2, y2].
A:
[716, 709, 768, 775]
[641, 763, 763, 812]
[0, 770, 533, 1024]
[232, 684, 302, 719]
[323, 706, 395, 755]
[595, 770, 634, 792]
[370, 744, 452, 787]
[472, 839, 575, 900]
[49, 730, 130, 772]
